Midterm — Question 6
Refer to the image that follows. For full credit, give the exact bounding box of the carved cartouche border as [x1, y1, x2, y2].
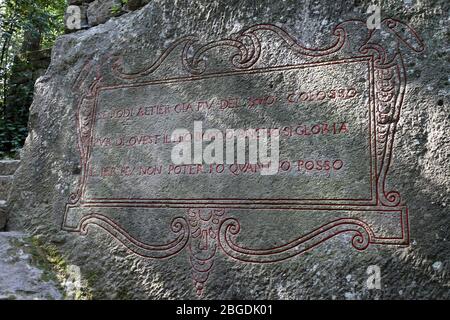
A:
[63, 19, 424, 296]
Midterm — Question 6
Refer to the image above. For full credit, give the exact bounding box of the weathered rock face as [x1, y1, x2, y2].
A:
[7, 0, 449, 299]
[0, 160, 20, 230]
[0, 232, 62, 300]
[0, 207, 5, 230]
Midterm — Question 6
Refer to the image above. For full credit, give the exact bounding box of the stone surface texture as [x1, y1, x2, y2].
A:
[0, 232, 62, 300]
[0, 160, 20, 230]
[65, 0, 151, 29]
[0, 203, 6, 230]
[6, 0, 450, 299]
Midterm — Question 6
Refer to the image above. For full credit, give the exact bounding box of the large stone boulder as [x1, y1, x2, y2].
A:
[6, 0, 449, 299]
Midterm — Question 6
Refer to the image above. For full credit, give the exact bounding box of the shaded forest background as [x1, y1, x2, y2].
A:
[0, 0, 66, 158]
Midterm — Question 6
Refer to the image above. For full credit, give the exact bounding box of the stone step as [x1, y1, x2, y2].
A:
[0, 160, 20, 176]
[0, 232, 63, 299]
[0, 176, 13, 200]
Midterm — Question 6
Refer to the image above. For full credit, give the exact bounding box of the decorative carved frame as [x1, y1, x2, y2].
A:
[64, 19, 424, 296]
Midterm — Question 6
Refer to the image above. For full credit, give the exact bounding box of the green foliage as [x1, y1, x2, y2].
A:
[111, 4, 122, 15]
[111, 0, 129, 15]
[0, 0, 66, 158]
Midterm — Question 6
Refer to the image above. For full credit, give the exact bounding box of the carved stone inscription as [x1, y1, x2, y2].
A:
[85, 59, 373, 203]
[64, 20, 424, 296]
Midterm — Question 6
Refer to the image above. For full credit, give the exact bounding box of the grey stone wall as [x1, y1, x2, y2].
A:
[65, 0, 151, 29]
